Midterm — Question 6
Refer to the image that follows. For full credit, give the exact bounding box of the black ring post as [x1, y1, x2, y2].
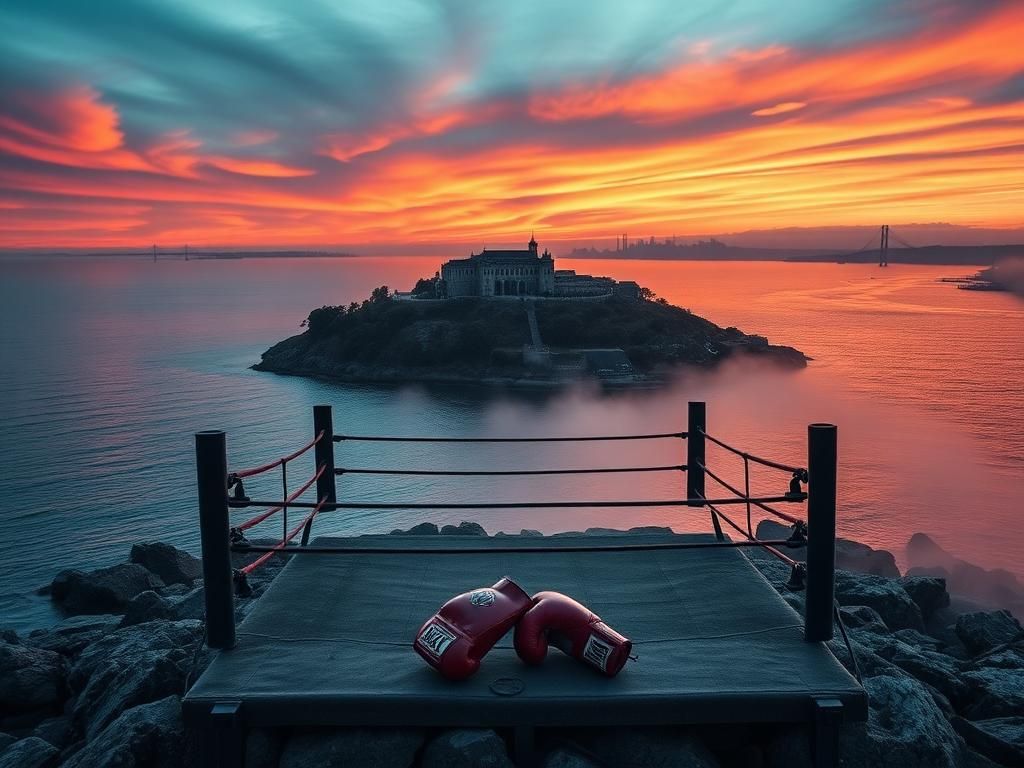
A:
[805, 423, 837, 642]
[195, 430, 235, 649]
[686, 401, 705, 507]
[304, 405, 336, 545]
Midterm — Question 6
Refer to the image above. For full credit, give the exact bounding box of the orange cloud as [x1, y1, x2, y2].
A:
[205, 156, 316, 177]
[753, 101, 806, 117]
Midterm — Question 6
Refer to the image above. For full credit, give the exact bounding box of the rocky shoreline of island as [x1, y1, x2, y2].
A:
[252, 288, 807, 390]
[2, 525, 1022, 768]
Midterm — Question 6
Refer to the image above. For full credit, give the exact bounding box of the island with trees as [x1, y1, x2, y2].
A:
[253, 281, 806, 388]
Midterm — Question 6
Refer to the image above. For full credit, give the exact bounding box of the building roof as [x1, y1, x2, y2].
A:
[474, 249, 536, 260]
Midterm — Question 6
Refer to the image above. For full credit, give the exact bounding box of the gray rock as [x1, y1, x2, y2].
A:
[542, 747, 600, 768]
[841, 675, 962, 768]
[390, 523, 439, 535]
[280, 728, 424, 768]
[755, 521, 899, 577]
[551, 531, 584, 537]
[840, 605, 889, 633]
[422, 729, 512, 768]
[0, 641, 66, 716]
[246, 728, 284, 768]
[168, 586, 206, 621]
[956, 610, 1024, 656]
[961, 667, 1024, 719]
[892, 628, 944, 652]
[131, 542, 202, 586]
[588, 727, 718, 768]
[0, 633, 17, 646]
[848, 629, 968, 703]
[25, 615, 120, 657]
[69, 620, 202, 740]
[969, 644, 1024, 670]
[627, 526, 673, 535]
[520, 529, 543, 537]
[900, 576, 950, 620]
[584, 527, 627, 536]
[50, 564, 164, 615]
[952, 717, 1024, 767]
[835, 571, 923, 630]
[439, 521, 486, 536]
[0, 736, 58, 768]
[159, 583, 190, 598]
[61, 695, 183, 768]
[120, 591, 178, 627]
[31, 716, 72, 749]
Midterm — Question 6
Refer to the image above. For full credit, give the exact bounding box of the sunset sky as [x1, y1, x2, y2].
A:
[1, 0, 1023, 249]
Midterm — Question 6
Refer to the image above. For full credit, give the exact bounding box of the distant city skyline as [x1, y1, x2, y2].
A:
[1, 0, 1023, 248]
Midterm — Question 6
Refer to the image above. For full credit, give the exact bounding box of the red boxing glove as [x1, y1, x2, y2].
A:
[414, 577, 531, 680]
[514, 591, 632, 677]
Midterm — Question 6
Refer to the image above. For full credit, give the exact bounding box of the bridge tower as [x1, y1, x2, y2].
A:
[879, 225, 889, 267]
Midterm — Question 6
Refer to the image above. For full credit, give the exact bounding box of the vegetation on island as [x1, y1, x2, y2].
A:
[255, 283, 806, 386]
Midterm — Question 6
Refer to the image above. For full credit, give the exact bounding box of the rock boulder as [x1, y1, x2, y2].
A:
[130, 543, 202, 587]
[61, 695, 183, 768]
[900, 576, 950, 621]
[422, 729, 513, 768]
[952, 716, 1024, 767]
[0, 736, 59, 768]
[955, 610, 1024, 656]
[390, 522, 439, 535]
[835, 571, 923, 630]
[50, 564, 164, 615]
[25, 616, 120, 658]
[960, 667, 1024, 719]
[439, 521, 486, 536]
[0, 641, 66, 717]
[120, 592, 178, 628]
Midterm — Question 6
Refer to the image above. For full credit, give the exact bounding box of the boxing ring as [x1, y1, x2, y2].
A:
[182, 404, 866, 767]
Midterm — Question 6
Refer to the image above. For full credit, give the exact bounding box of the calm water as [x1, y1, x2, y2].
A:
[1, 256, 1021, 631]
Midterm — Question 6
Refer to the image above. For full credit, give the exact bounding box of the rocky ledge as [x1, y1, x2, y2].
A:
[2, 527, 1021, 767]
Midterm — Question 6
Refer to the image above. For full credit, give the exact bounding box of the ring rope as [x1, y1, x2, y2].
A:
[700, 429, 804, 475]
[239, 494, 329, 575]
[334, 431, 686, 443]
[698, 492, 799, 568]
[696, 462, 802, 526]
[234, 464, 325, 532]
[335, 464, 686, 477]
[231, 430, 325, 479]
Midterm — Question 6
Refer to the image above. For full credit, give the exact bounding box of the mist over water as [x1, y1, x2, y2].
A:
[0, 255, 1020, 631]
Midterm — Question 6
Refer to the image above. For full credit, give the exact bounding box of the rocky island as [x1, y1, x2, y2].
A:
[254, 285, 806, 388]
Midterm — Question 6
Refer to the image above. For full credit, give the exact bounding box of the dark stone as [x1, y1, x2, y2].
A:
[422, 729, 513, 768]
[0, 633, 16, 646]
[542, 748, 601, 768]
[50, 564, 164, 616]
[584, 527, 627, 536]
[25, 615, 120, 657]
[956, 611, 1024, 656]
[519, 529, 543, 537]
[952, 717, 1024, 768]
[130, 543, 202, 587]
[246, 728, 284, 768]
[440, 521, 487, 536]
[755, 521, 899, 577]
[0, 733, 15, 752]
[892, 628, 944, 652]
[900, 576, 950, 620]
[835, 571, 924, 630]
[120, 592, 178, 628]
[969, 644, 1024, 671]
[0, 641, 66, 717]
[839, 675, 962, 768]
[61, 695, 183, 768]
[69, 620, 202, 740]
[279, 728, 424, 768]
[588, 727, 719, 768]
[840, 605, 889, 633]
[31, 716, 72, 749]
[627, 526, 673, 535]
[847, 629, 968, 704]
[390, 522, 439, 535]
[960, 667, 1024, 719]
[0, 736, 58, 768]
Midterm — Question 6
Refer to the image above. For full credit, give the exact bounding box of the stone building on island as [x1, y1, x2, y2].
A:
[439, 235, 638, 300]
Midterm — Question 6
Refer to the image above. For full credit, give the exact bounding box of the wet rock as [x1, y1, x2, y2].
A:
[422, 728, 513, 768]
[50, 564, 164, 616]
[0, 641, 66, 717]
[835, 571, 923, 630]
[956, 610, 1024, 656]
[130, 542, 202, 587]
[168, 586, 205, 621]
[840, 675, 962, 768]
[900, 576, 950, 621]
[440, 521, 486, 536]
[120, 591, 178, 627]
[390, 522, 439, 535]
[31, 715, 72, 749]
[588, 727, 719, 768]
[69, 620, 202, 740]
[0, 736, 58, 768]
[280, 728, 424, 768]
[960, 667, 1024, 719]
[848, 629, 968, 703]
[952, 716, 1024, 768]
[25, 615, 120, 657]
[61, 695, 183, 768]
[840, 605, 889, 634]
[246, 728, 284, 768]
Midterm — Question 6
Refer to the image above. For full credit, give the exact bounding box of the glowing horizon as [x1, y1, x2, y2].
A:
[1, 0, 1023, 249]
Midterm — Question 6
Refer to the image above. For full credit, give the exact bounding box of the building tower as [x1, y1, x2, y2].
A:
[528, 232, 538, 257]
